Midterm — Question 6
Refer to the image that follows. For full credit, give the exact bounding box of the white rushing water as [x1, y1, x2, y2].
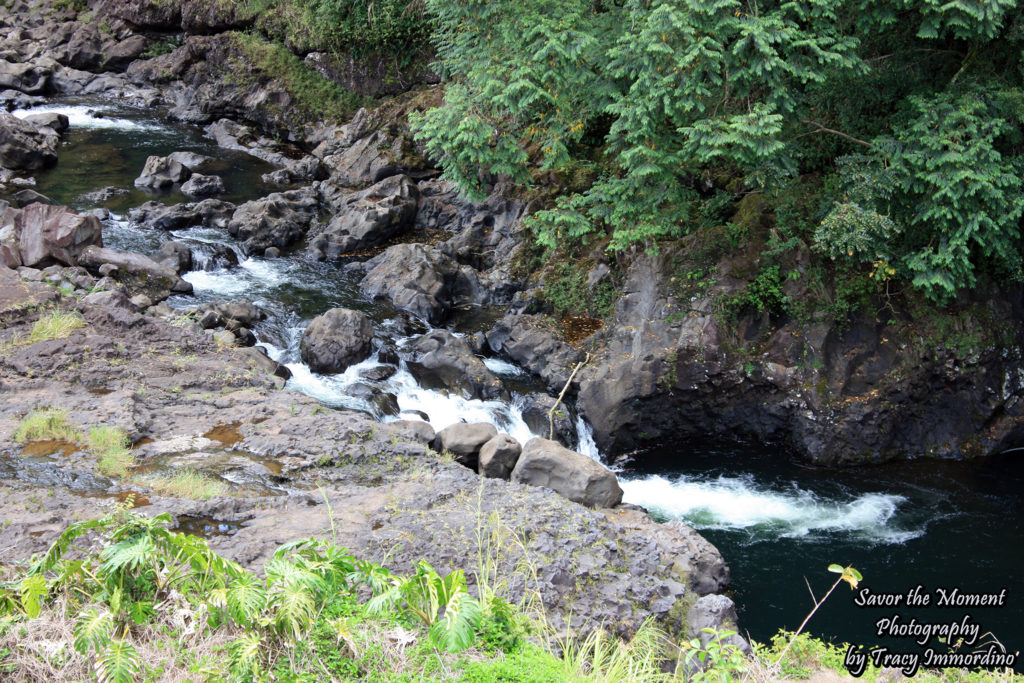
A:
[619, 473, 921, 544]
[11, 104, 168, 132]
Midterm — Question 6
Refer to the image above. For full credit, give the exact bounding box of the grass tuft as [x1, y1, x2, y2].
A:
[142, 469, 226, 499]
[88, 426, 134, 477]
[27, 310, 85, 344]
[14, 409, 80, 443]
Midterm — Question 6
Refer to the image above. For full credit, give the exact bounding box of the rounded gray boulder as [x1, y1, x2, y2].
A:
[300, 308, 374, 374]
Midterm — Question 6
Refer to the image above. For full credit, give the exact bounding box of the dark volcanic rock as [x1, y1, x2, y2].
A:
[487, 315, 583, 392]
[404, 330, 504, 401]
[228, 189, 318, 256]
[309, 174, 420, 259]
[300, 308, 374, 374]
[511, 438, 623, 508]
[358, 243, 483, 325]
[0, 60, 51, 95]
[152, 241, 192, 274]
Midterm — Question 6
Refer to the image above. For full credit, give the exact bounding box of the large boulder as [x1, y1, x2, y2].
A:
[227, 189, 318, 256]
[310, 174, 420, 259]
[318, 127, 430, 187]
[0, 112, 59, 171]
[487, 315, 584, 392]
[21, 112, 69, 135]
[78, 245, 193, 302]
[300, 308, 374, 374]
[478, 434, 522, 480]
[0, 60, 51, 94]
[134, 155, 192, 190]
[129, 199, 236, 231]
[433, 422, 498, 468]
[152, 241, 192, 274]
[405, 330, 504, 400]
[180, 173, 225, 198]
[0, 203, 103, 268]
[511, 438, 623, 508]
[358, 243, 483, 325]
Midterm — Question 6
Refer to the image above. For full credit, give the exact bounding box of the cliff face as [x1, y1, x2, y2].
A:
[570, 251, 1024, 464]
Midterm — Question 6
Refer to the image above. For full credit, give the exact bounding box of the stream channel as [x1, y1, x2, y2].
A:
[14, 100, 1024, 661]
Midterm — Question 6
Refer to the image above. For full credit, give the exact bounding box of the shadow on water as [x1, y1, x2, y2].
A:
[618, 444, 1024, 666]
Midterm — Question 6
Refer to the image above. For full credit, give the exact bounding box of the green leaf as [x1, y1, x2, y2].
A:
[827, 564, 844, 573]
[19, 574, 46, 618]
[94, 639, 139, 683]
[74, 608, 114, 655]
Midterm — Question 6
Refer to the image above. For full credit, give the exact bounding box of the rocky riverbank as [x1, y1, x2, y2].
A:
[0, 263, 737, 642]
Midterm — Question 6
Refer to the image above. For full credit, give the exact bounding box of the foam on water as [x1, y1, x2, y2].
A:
[483, 357, 528, 376]
[620, 473, 922, 544]
[275, 340, 537, 442]
[11, 105, 167, 132]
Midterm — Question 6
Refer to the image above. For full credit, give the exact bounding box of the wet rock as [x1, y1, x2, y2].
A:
[433, 422, 497, 468]
[384, 420, 435, 445]
[520, 393, 579, 448]
[0, 59, 50, 94]
[478, 434, 521, 480]
[487, 315, 583, 392]
[152, 240, 192, 274]
[12, 188, 54, 207]
[228, 189, 318, 256]
[78, 186, 129, 204]
[167, 151, 213, 171]
[180, 173, 225, 198]
[1, 203, 102, 268]
[405, 330, 504, 401]
[511, 438, 623, 508]
[0, 112, 58, 171]
[300, 308, 374, 374]
[134, 154, 191, 190]
[347, 383, 400, 417]
[309, 174, 420, 259]
[21, 112, 69, 135]
[359, 365, 397, 382]
[78, 245, 192, 302]
[129, 199, 236, 231]
[359, 243, 483, 325]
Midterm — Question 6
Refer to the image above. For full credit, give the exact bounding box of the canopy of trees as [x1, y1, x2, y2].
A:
[409, 0, 1024, 300]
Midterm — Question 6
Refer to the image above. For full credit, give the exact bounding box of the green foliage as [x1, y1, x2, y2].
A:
[541, 260, 618, 319]
[233, 32, 365, 121]
[414, 0, 1024, 300]
[721, 265, 787, 318]
[261, 0, 433, 56]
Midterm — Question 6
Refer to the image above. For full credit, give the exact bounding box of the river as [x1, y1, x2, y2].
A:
[16, 99, 1024, 664]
